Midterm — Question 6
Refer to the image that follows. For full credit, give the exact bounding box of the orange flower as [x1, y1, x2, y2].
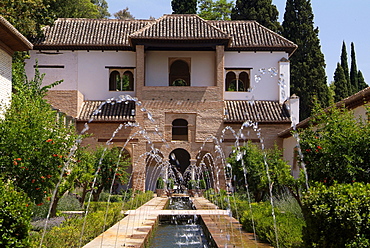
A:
[17, 158, 22, 161]
[31, 179, 35, 183]
[41, 176, 45, 179]
[13, 161, 18, 166]
[46, 139, 53, 142]
[47, 175, 52, 178]
[26, 204, 29, 207]
[36, 188, 40, 190]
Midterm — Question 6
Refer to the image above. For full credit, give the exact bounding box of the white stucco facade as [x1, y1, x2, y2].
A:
[224, 51, 289, 102]
[0, 49, 12, 117]
[26, 50, 291, 103]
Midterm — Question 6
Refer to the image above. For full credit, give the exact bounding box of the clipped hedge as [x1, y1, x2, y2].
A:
[302, 182, 370, 248]
[31, 191, 154, 248]
[0, 179, 32, 248]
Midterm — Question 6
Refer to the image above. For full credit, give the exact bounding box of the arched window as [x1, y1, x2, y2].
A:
[225, 69, 251, 92]
[121, 71, 134, 91]
[109, 70, 120, 91]
[172, 119, 188, 141]
[169, 60, 190, 86]
[109, 69, 135, 91]
[225, 71, 237, 91]
[238, 72, 250, 91]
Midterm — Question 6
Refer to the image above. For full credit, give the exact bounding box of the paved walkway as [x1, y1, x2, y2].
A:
[83, 196, 272, 248]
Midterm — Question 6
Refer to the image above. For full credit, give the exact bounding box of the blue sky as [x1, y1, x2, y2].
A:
[106, 0, 370, 84]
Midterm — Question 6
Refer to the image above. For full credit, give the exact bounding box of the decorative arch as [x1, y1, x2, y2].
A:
[109, 70, 120, 91]
[169, 59, 190, 86]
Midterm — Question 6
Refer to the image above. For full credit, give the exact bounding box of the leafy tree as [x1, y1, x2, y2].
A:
[333, 63, 349, 102]
[298, 105, 370, 185]
[0, 62, 78, 204]
[198, 0, 233, 20]
[227, 142, 294, 202]
[231, 0, 281, 33]
[0, 0, 55, 37]
[50, 0, 101, 19]
[90, 146, 130, 201]
[113, 7, 135, 20]
[340, 41, 351, 91]
[282, 0, 330, 120]
[0, 179, 32, 248]
[90, 0, 110, 18]
[357, 70, 368, 91]
[171, 0, 197, 14]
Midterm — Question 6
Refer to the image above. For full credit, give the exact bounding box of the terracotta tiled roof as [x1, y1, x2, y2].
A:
[210, 20, 297, 53]
[32, 15, 297, 54]
[78, 100, 136, 122]
[129, 14, 230, 45]
[33, 18, 153, 50]
[224, 100, 291, 123]
[0, 16, 33, 52]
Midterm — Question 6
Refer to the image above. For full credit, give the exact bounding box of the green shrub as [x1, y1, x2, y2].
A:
[156, 177, 164, 189]
[241, 201, 304, 248]
[57, 194, 82, 212]
[0, 179, 32, 248]
[302, 182, 370, 248]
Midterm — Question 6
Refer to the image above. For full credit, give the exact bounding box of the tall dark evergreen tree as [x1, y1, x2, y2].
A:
[350, 42, 359, 94]
[357, 70, 368, 91]
[231, 0, 281, 32]
[340, 41, 351, 93]
[282, 0, 329, 120]
[333, 63, 349, 102]
[171, 0, 197, 14]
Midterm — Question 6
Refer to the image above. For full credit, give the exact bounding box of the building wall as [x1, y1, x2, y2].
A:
[224, 51, 288, 101]
[0, 49, 12, 118]
[25, 50, 137, 101]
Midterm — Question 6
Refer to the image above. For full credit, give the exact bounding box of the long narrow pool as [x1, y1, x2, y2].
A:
[149, 196, 210, 247]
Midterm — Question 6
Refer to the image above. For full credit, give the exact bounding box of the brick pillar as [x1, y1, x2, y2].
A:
[135, 45, 145, 100]
[131, 141, 147, 192]
[215, 45, 225, 99]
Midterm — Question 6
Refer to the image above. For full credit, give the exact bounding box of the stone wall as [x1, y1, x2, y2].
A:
[45, 90, 84, 118]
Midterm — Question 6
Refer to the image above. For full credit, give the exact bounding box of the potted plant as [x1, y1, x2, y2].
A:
[167, 178, 175, 196]
[198, 179, 206, 197]
[187, 180, 197, 197]
[156, 177, 165, 197]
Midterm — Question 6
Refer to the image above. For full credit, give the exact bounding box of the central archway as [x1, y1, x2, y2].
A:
[169, 148, 190, 175]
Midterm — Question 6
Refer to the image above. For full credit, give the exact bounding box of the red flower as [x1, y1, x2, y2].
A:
[47, 175, 52, 178]
[317, 146, 322, 150]
[37, 203, 44, 206]
[17, 158, 22, 161]
[41, 176, 45, 179]
[305, 149, 311, 152]
[31, 179, 35, 183]
[46, 139, 53, 143]
[13, 161, 18, 166]
[52, 154, 58, 157]
[36, 187, 40, 190]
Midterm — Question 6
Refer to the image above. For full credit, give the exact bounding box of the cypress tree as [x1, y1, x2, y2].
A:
[340, 41, 351, 94]
[333, 63, 349, 102]
[350, 42, 358, 94]
[357, 70, 368, 91]
[171, 0, 197, 14]
[282, 0, 329, 120]
[231, 0, 281, 32]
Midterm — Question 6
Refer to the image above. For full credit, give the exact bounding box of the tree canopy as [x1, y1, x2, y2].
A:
[333, 63, 349, 102]
[198, 0, 233, 20]
[171, 0, 197, 14]
[282, 0, 329, 120]
[113, 7, 135, 20]
[231, 0, 281, 32]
